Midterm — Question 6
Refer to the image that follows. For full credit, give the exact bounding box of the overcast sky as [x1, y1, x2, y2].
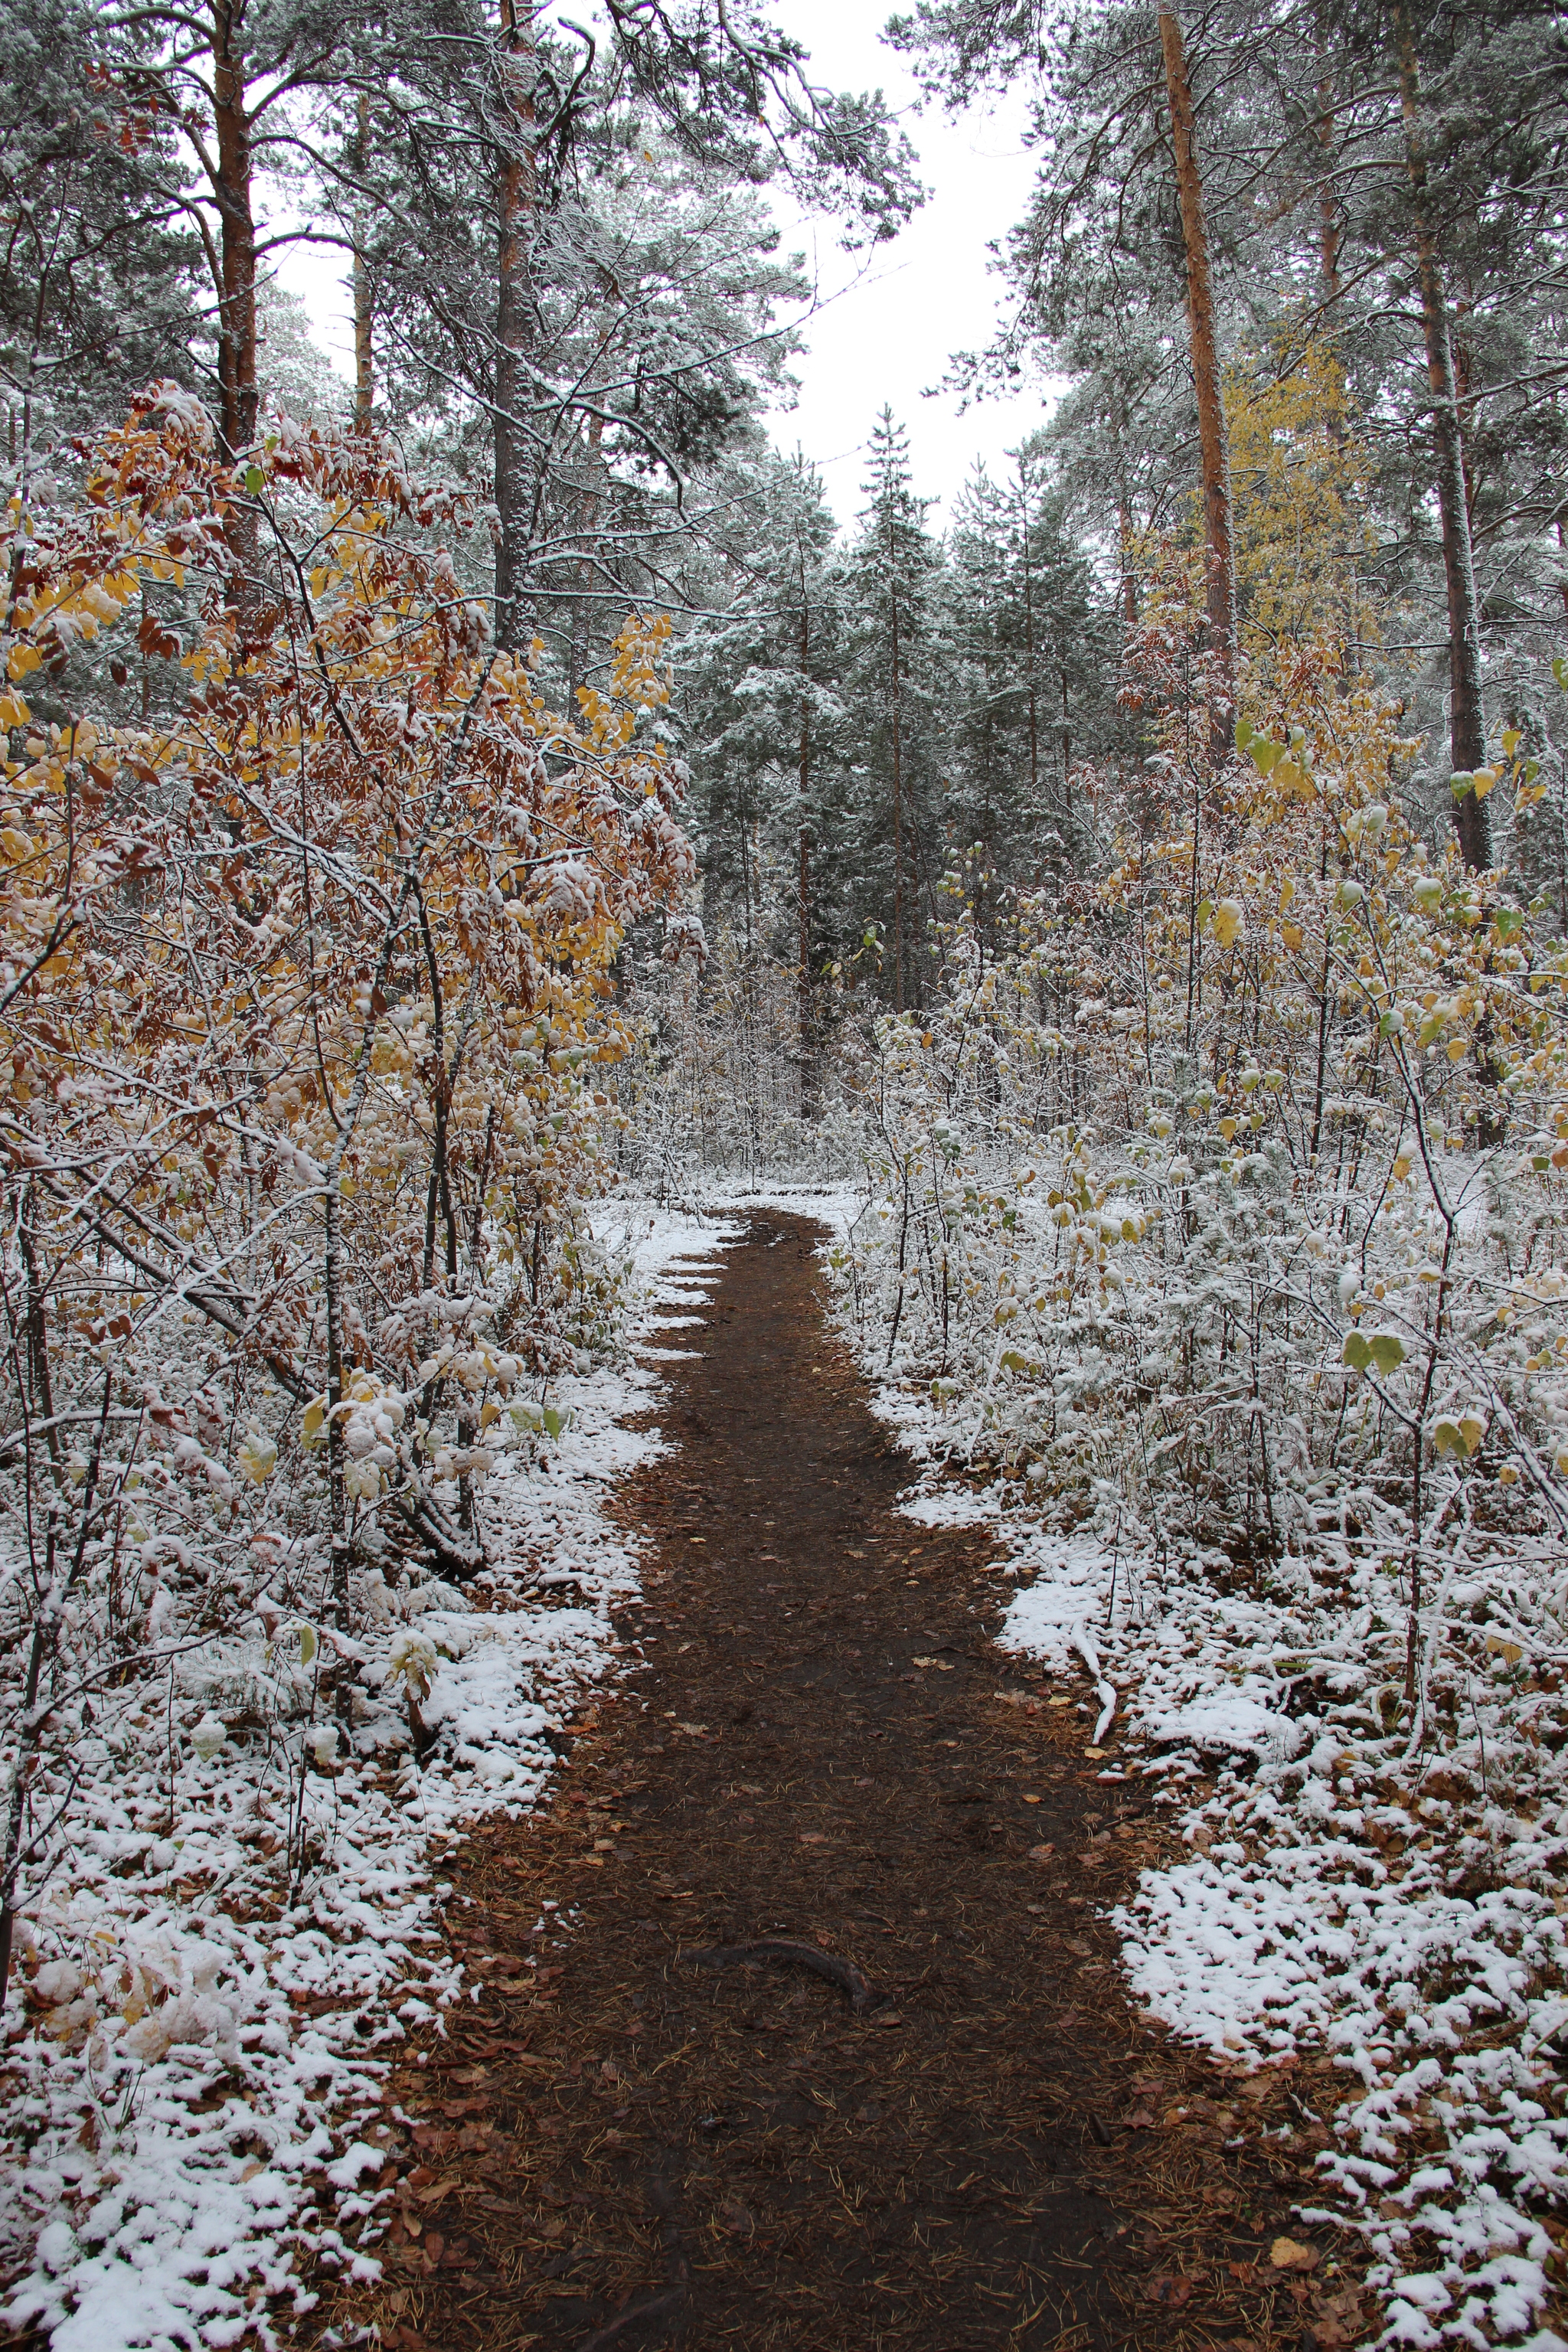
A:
[274, 2, 1050, 533]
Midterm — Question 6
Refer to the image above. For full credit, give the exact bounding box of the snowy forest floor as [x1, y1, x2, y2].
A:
[316, 1210, 1370, 2352]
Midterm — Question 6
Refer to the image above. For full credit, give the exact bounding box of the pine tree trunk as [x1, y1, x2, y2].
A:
[353, 93, 374, 430]
[890, 558, 904, 1014]
[1394, 0, 1491, 871]
[211, 0, 257, 464]
[1118, 497, 1138, 628]
[1021, 477, 1039, 802]
[799, 599, 814, 1114]
[1158, 6, 1236, 768]
[1317, 80, 1342, 299]
[494, 0, 537, 653]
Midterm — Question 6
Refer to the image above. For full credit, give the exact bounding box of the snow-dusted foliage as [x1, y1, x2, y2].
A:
[824, 710, 1568, 2344]
[0, 397, 717, 2342]
[0, 1205, 730, 2348]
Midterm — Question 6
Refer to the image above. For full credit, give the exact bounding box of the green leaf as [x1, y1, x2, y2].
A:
[1341, 1331, 1372, 1372]
[1494, 907, 1524, 940]
[299, 1624, 318, 1665]
[1234, 717, 1255, 751]
[243, 465, 265, 495]
[1450, 772, 1474, 799]
[1368, 1331, 1406, 1374]
[1250, 740, 1282, 776]
[542, 1405, 564, 1441]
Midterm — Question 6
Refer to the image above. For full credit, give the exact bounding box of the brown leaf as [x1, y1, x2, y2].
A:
[1145, 2273, 1194, 2307]
[1270, 2236, 1320, 2273]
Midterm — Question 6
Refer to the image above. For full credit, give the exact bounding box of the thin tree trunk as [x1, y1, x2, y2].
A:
[1393, 0, 1491, 871]
[890, 519, 905, 1014]
[1158, 6, 1236, 768]
[1020, 469, 1039, 802]
[211, 0, 257, 463]
[352, 92, 374, 430]
[799, 597, 813, 1115]
[1118, 496, 1138, 629]
[1317, 80, 1342, 299]
[494, 0, 537, 653]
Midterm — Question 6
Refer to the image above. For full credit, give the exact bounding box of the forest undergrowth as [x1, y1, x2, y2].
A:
[794, 675, 1568, 2348]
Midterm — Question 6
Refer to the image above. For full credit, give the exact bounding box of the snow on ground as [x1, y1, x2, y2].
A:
[816, 1296, 1568, 2351]
[0, 1205, 739, 2352]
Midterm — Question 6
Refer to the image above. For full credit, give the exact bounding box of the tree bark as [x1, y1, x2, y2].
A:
[889, 509, 905, 1014]
[211, 0, 258, 463]
[1393, 0, 1491, 871]
[1158, 6, 1236, 769]
[494, 0, 538, 654]
[799, 597, 814, 1114]
[1317, 80, 1342, 299]
[352, 92, 374, 430]
[1020, 468, 1039, 802]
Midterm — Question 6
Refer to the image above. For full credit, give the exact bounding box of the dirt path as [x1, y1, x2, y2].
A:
[344, 1213, 1363, 2352]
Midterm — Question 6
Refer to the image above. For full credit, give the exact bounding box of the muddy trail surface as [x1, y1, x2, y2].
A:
[341, 1211, 1364, 2352]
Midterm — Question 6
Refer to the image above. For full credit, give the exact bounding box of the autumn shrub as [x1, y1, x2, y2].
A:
[831, 651, 1568, 1715]
[0, 388, 691, 1975]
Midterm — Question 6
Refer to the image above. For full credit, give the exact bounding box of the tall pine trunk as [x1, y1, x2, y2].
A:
[211, 0, 257, 464]
[1393, 0, 1491, 871]
[352, 92, 374, 430]
[494, 0, 537, 654]
[890, 538, 905, 1014]
[799, 596, 815, 1114]
[1158, 7, 1236, 769]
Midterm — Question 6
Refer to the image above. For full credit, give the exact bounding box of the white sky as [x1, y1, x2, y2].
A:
[274, 1, 1050, 532]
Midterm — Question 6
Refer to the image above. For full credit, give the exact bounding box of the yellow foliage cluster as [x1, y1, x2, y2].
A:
[1, 390, 692, 1570]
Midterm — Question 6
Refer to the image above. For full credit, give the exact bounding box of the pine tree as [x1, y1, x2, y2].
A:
[848, 407, 946, 1010]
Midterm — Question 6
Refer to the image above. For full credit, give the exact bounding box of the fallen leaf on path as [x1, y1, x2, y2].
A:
[798, 1831, 827, 1844]
[1026, 1843, 1054, 1862]
[1270, 2237, 1320, 2272]
[912, 1656, 936, 1668]
[1144, 2274, 1194, 2306]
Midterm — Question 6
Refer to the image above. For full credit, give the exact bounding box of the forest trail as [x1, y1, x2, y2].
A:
[349, 1214, 1361, 2352]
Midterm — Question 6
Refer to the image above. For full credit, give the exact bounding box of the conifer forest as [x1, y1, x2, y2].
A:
[5, 0, 1568, 2344]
